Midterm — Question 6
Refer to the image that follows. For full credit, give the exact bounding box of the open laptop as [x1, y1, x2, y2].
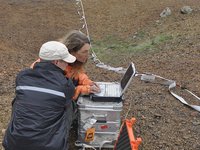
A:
[90, 62, 136, 102]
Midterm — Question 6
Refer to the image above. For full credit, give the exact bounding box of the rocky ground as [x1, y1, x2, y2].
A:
[0, 0, 200, 150]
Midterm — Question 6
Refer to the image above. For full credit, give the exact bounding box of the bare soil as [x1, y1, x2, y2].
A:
[0, 0, 200, 150]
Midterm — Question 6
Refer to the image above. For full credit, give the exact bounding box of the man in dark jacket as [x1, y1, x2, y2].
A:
[3, 41, 76, 150]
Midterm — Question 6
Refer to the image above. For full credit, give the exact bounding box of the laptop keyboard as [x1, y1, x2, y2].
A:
[99, 84, 120, 97]
[92, 63, 135, 100]
[105, 84, 115, 96]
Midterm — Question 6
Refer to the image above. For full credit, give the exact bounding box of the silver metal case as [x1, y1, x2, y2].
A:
[77, 96, 123, 148]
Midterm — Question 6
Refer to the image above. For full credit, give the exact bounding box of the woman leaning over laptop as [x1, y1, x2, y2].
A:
[31, 30, 100, 100]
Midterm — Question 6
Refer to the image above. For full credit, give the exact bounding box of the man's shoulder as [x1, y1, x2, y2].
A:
[17, 68, 34, 76]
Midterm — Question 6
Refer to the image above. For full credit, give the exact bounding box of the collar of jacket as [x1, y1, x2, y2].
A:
[33, 61, 66, 75]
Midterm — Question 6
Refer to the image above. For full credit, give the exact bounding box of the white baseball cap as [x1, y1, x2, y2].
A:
[39, 41, 76, 63]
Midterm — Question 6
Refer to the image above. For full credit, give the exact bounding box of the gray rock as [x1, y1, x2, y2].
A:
[160, 7, 172, 17]
[180, 6, 193, 14]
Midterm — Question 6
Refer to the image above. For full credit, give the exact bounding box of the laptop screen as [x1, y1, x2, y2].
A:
[120, 63, 135, 94]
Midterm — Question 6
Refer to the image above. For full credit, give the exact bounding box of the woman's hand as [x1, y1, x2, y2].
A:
[72, 83, 101, 100]
[90, 82, 101, 93]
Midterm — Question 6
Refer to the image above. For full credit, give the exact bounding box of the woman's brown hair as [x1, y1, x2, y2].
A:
[59, 30, 90, 53]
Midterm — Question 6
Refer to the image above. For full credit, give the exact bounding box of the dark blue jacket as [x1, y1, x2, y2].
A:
[3, 62, 75, 150]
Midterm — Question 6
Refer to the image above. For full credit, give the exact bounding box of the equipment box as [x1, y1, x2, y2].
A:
[77, 96, 123, 148]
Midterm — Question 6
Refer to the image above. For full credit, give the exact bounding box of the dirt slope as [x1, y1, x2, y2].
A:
[0, 0, 200, 150]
